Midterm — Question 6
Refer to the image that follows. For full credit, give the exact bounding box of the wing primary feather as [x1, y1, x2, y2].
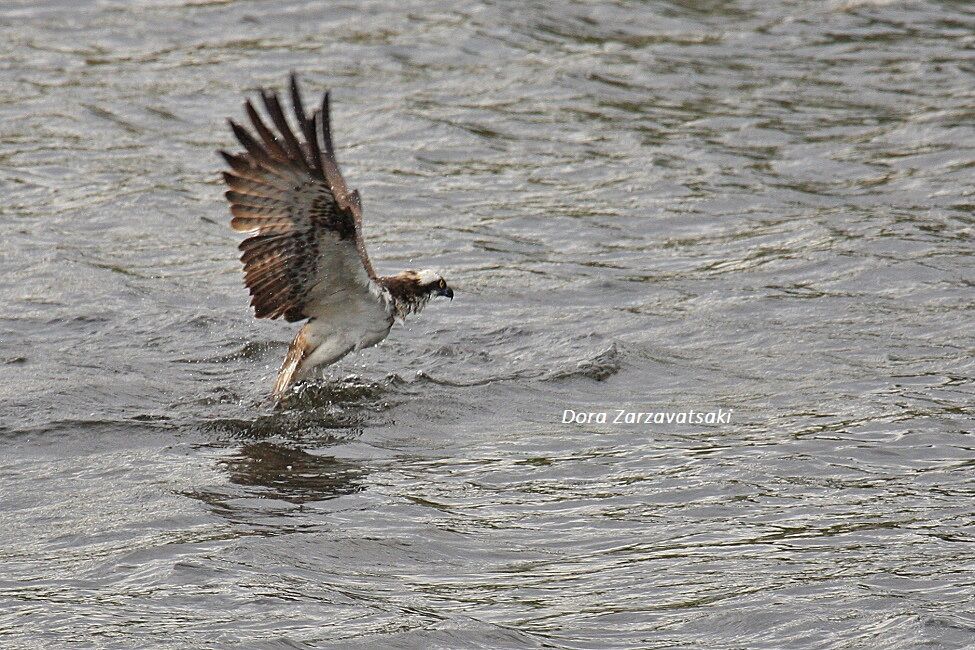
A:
[319, 91, 335, 158]
[219, 150, 252, 173]
[228, 119, 274, 165]
[223, 138, 306, 185]
[314, 108, 346, 198]
[244, 100, 289, 161]
[289, 73, 323, 175]
[261, 90, 308, 169]
[317, 93, 348, 195]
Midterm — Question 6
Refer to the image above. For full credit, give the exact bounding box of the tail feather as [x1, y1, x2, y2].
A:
[272, 325, 312, 404]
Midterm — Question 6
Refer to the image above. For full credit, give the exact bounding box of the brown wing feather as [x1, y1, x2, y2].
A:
[308, 98, 376, 279]
[220, 73, 377, 322]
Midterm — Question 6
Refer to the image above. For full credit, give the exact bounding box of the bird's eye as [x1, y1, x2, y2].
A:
[438, 279, 446, 289]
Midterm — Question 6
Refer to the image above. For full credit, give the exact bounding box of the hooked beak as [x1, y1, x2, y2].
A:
[437, 287, 454, 300]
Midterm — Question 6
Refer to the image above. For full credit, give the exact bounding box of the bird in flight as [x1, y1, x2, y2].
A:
[219, 74, 453, 402]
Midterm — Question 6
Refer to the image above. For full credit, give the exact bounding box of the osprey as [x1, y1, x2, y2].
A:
[219, 74, 453, 402]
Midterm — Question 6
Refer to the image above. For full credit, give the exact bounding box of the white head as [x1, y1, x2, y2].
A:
[415, 269, 453, 300]
[416, 269, 443, 286]
[381, 269, 454, 317]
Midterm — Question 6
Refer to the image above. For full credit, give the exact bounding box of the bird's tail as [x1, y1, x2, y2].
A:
[272, 325, 312, 405]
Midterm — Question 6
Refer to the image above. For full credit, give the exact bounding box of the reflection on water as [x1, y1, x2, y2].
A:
[222, 442, 364, 505]
[187, 443, 366, 535]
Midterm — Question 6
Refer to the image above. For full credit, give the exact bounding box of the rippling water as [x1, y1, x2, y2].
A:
[1, 1, 973, 647]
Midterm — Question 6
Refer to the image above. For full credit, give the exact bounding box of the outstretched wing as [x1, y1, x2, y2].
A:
[220, 74, 377, 322]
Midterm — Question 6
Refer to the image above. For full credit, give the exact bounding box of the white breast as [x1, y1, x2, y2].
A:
[299, 281, 394, 376]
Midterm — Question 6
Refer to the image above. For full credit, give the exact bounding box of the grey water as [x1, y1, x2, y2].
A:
[1, 0, 973, 647]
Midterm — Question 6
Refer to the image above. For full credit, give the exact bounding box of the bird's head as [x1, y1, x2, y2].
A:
[415, 269, 454, 300]
[381, 269, 454, 318]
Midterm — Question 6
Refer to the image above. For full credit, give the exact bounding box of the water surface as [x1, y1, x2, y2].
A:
[1, 0, 973, 647]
